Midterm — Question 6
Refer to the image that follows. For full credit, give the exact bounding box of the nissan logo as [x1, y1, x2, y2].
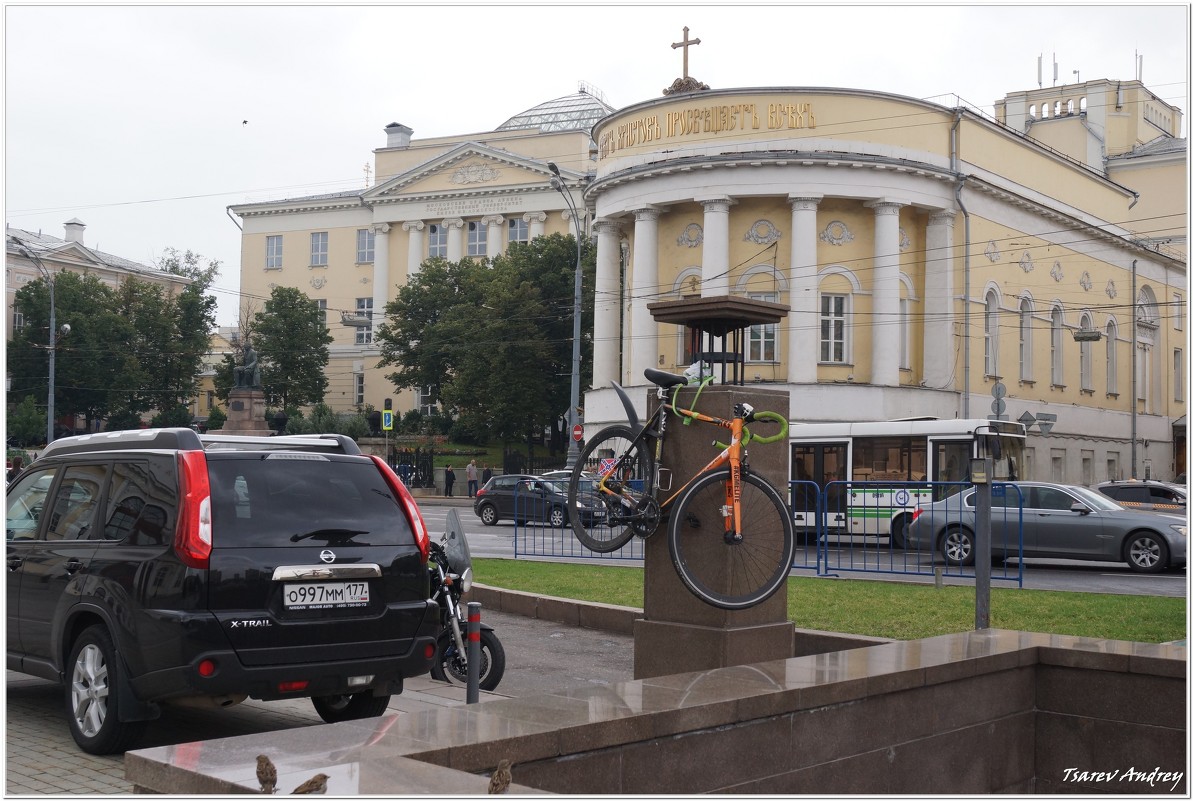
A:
[319, 549, 336, 564]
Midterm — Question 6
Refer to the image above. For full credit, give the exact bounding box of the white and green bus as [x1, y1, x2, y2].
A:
[789, 418, 1028, 548]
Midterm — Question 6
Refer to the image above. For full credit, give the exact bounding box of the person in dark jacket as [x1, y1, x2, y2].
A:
[481, 464, 493, 486]
[7, 456, 23, 485]
[444, 465, 455, 497]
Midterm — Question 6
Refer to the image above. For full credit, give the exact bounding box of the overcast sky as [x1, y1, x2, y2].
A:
[5, 2, 1188, 325]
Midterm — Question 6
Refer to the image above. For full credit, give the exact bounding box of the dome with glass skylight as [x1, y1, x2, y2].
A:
[496, 84, 616, 133]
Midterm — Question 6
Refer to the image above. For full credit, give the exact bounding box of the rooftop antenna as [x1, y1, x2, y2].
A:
[1037, 54, 1043, 89]
[1052, 53, 1058, 87]
[577, 80, 609, 106]
[1136, 51, 1143, 82]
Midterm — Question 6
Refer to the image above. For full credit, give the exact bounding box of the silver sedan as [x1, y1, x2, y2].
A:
[907, 481, 1187, 574]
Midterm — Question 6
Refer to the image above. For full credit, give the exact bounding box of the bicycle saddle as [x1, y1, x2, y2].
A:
[644, 368, 689, 389]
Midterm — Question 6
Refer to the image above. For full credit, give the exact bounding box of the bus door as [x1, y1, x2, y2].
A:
[931, 439, 973, 501]
[791, 443, 848, 533]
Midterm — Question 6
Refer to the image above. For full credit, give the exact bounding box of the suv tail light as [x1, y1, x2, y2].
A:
[175, 450, 213, 569]
[370, 456, 430, 562]
[911, 507, 923, 523]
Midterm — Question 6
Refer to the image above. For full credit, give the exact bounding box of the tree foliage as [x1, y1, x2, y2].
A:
[249, 286, 333, 409]
[376, 234, 594, 445]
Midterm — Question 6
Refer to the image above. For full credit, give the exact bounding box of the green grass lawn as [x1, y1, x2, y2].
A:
[474, 558, 1187, 644]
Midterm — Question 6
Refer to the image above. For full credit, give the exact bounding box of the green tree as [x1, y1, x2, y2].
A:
[251, 287, 332, 409]
[375, 234, 594, 446]
[205, 405, 227, 431]
[6, 395, 46, 447]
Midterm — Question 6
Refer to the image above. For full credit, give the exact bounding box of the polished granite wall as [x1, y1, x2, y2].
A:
[125, 629, 1186, 795]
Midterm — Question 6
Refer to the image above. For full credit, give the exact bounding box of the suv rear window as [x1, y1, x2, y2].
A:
[207, 456, 414, 547]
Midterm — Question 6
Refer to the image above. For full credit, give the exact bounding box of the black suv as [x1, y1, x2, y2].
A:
[6, 428, 438, 754]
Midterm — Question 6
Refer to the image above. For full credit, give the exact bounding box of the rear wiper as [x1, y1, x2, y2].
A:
[289, 528, 368, 542]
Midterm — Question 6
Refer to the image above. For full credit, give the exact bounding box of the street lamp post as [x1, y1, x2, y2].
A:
[547, 162, 584, 469]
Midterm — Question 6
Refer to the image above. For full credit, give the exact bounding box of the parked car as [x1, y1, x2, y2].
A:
[473, 474, 604, 527]
[6, 428, 439, 754]
[907, 480, 1187, 574]
[1093, 479, 1186, 514]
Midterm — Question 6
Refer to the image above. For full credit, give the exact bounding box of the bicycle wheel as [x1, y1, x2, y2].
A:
[667, 467, 795, 610]
[569, 425, 655, 553]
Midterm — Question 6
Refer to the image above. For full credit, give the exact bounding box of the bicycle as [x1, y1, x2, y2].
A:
[567, 367, 794, 610]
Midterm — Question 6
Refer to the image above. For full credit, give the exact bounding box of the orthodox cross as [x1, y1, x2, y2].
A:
[671, 26, 701, 79]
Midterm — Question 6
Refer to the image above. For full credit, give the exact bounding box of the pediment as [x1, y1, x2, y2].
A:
[364, 142, 558, 201]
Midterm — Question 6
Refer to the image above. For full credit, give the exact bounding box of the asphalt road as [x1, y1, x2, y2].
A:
[418, 499, 1188, 599]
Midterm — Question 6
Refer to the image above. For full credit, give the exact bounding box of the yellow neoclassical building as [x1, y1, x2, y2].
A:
[230, 75, 1186, 484]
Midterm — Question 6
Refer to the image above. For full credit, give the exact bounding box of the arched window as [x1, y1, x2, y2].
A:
[1106, 320, 1118, 395]
[1050, 306, 1065, 386]
[1018, 298, 1033, 381]
[1079, 312, 1094, 391]
[984, 290, 1000, 377]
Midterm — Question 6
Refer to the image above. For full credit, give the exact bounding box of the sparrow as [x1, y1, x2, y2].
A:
[291, 773, 329, 794]
[488, 759, 512, 794]
[255, 754, 277, 794]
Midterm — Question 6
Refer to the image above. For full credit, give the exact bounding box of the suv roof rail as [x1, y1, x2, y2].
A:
[200, 432, 362, 455]
[40, 427, 205, 458]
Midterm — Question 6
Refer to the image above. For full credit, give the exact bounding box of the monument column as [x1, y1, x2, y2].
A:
[482, 215, 504, 259]
[788, 196, 822, 384]
[443, 218, 464, 261]
[403, 220, 425, 279]
[592, 218, 623, 390]
[923, 210, 956, 389]
[866, 200, 904, 386]
[525, 211, 547, 240]
[699, 197, 732, 296]
[370, 223, 391, 330]
[630, 208, 661, 381]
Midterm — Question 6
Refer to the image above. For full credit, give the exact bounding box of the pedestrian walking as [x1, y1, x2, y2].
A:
[7, 456, 23, 485]
[466, 460, 479, 498]
[482, 463, 493, 485]
[444, 465, 456, 497]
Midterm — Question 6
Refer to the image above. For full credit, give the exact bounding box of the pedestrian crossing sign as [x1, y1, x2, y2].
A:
[382, 410, 394, 431]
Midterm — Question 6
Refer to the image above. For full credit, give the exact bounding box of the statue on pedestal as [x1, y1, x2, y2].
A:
[234, 342, 262, 389]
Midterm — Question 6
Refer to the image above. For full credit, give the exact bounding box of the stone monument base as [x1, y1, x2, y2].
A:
[220, 387, 271, 436]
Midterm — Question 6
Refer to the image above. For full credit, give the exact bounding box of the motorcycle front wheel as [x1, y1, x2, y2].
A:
[430, 629, 506, 692]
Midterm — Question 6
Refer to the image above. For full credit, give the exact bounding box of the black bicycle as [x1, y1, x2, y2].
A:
[567, 368, 793, 610]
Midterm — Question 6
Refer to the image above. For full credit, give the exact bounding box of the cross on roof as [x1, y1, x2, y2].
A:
[671, 26, 701, 79]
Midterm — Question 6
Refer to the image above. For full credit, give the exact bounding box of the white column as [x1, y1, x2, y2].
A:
[866, 200, 904, 386]
[483, 215, 504, 259]
[526, 211, 547, 240]
[630, 208, 661, 381]
[787, 196, 822, 383]
[370, 223, 391, 331]
[592, 219, 623, 389]
[402, 220, 424, 279]
[923, 211, 956, 389]
[443, 218, 464, 262]
[699, 197, 732, 296]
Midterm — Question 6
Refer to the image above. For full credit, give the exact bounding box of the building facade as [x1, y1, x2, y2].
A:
[231, 77, 1185, 484]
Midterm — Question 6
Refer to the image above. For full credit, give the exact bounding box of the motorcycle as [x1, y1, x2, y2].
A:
[428, 509, 506, 691]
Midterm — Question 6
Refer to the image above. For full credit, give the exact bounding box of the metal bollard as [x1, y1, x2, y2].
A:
[466, 602, 481, 704]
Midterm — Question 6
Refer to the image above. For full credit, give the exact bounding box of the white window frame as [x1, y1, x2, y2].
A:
[315, 299, 328, 322]
[356, 228, 375, 264]
[354, 372, 365, 406]
[508, 218, 529, 245]
[418, 385, 436, 415]
[266, 235, 283, 270]
[819, 294, 849, 364]
[1106, 321, 1118, 395]
[1018, 298, 1033, 382]
[747, 292, 778, 363]
[428, 224, 446, 258]
[467, 221, 487, 257]
[310, 232, 328, 267]
[13, 310, 25, 332]
[1079, 313, 1093, 392]
[984, 291, 1000, 377]
[1175, 292, 1184, 331]
[1176, 349, 1184, 403]
[355, 297, 373, 345]
[1050, 306, 1064, 386]
[899, 296, 911, 370]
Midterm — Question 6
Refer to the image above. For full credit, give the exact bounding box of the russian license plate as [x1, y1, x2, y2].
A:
[284, 581, 370, 609]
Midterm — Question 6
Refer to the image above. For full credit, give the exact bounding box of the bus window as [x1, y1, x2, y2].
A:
[933, 440, 972, 500]
[852, 437, 927, 482]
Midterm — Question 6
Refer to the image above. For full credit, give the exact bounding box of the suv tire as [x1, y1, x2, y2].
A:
[478, 503, 499, 526]
[66, 625, 147, 755]
[311, 692, 391, 723]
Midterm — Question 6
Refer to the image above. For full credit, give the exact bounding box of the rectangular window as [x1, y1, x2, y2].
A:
[467, 221, 487, 257]
[1176, 349, 1184, 402]
[418, 385, 436, 416]
[1175, 292, 1184, 331]
[266, 235, 283, 270]
[354, 373, 365, 406]
[428, 224, 447, 258]
[1106, 452, 1119, 482]
[747, 292, 777, 363]
[356, 229, 375, 263]
[355, 297, 373, 345]
[819, 295, 847, 363]
[310, 232, 328, 266]
[13, 311, 24, 331]
[508, 218, 529, 244]
[1050, 449, 1066, 483]
[315, 299, 328, 321]
[205, 390, 215, 411]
